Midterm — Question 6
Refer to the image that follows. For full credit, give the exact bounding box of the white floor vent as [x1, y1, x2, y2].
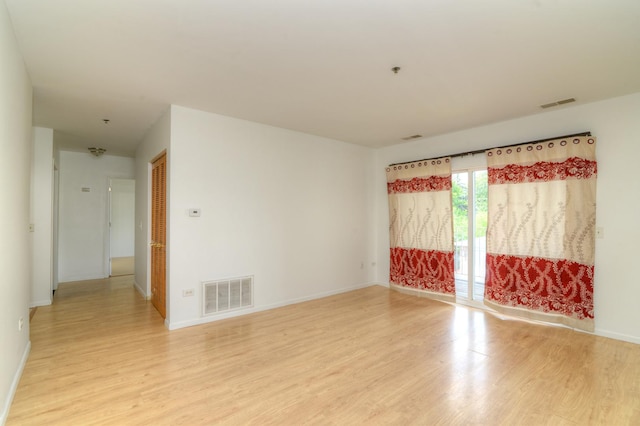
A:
[203, 276, 253, 315]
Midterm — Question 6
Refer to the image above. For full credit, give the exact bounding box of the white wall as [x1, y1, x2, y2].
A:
[134, 107, 171, 298]
[109, 178, 135, 258]
[165, 106, 375, 329]
[374, 92, 640, 344]
[58, 152, 134, 282]
[30, 127, 54, 306]
[0, 1, 33, 422]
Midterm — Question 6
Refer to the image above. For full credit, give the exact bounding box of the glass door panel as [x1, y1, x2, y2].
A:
[453, 170, 487, 302]
[453, 172, 469, 299]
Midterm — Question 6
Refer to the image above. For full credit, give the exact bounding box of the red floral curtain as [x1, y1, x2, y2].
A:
[386, 157, 455, 302]
[484, 137, 597, 331]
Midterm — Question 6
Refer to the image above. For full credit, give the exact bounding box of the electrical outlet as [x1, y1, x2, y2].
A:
[183, 289, 194, 297]
[596, 227, 604, 239]
[18, 317, 24, 331]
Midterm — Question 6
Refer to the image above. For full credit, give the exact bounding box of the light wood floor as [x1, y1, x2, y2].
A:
[110, 256, 134, 276]
[8, 277, 640, 425]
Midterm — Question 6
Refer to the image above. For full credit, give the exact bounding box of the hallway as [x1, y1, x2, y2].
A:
[7, 276, 166, 425]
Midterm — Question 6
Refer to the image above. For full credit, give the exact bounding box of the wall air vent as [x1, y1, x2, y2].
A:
[203, 276, 253, 316]
[540, 98, 576, 109]
[401, 134, 423, 141]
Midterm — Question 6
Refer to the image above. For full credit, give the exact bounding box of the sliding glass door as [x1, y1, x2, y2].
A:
[453, 170, 487, 303]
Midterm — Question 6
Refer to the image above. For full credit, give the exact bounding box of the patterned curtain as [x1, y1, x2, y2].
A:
[386, 157, 455, 302]
[484, 137, 597, 331]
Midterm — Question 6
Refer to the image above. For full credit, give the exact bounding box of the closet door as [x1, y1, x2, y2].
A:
[151, 153, 166, 319]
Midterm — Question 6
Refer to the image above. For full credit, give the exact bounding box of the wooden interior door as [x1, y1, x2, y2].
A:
[151, 153, 166, 318]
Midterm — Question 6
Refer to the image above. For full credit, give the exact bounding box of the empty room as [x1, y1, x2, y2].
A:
[2, 0, 640, 424]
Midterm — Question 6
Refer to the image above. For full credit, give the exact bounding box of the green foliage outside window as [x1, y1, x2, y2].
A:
[452, 171, 487, 243]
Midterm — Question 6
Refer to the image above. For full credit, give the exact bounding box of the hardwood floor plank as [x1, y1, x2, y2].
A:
[8, 277, 640, 425]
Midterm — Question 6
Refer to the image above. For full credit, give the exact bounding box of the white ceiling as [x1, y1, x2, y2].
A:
[6, 0, 640, 157]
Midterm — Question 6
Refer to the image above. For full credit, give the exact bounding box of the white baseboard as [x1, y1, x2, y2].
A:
[594, 328, 640, 345]
[29, 299, 51, 308]
[1, 341, 30, 425]
[166, 282, 377, 331]
[133, 280, 149, 300]
[58, 274, 106, 283]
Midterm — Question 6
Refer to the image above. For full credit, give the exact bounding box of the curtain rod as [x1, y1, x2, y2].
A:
[388, 131, 592, 167]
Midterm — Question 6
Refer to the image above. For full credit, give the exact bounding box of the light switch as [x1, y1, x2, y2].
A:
[189, 208, 201, 217]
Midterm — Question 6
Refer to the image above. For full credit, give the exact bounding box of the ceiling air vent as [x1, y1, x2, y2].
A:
[540, 98, 576, 109]
[401, 134, 423, 141]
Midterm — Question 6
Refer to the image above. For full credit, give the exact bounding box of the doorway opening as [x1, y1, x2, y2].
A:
[109, 178, 135, 277]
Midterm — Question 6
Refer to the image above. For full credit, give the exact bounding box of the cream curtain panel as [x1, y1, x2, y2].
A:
[386, 157, 455, 302]
[484, 137, 597, 331]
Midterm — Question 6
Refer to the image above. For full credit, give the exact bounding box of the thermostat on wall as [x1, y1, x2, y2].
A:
[189, 208, 201, 217]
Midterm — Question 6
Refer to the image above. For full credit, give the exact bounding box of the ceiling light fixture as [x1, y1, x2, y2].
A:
[391, 66, 401, 74]
[88, 147, 107, 157]
[102, 119, 110, 124]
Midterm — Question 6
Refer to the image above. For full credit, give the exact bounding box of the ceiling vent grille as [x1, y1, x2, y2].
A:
[203, 276, 253, 316]
[540, 98, 576, 109]
[401, 134, 423, 141]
